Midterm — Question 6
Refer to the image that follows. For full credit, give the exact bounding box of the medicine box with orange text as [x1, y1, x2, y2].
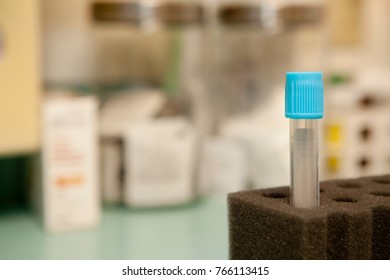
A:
[39, 94, 100, 232]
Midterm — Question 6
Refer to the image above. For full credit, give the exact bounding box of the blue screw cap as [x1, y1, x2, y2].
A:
[285, 72, 324, 119]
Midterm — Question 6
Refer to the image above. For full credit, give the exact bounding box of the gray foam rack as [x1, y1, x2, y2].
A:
[228, 175, 390, 259]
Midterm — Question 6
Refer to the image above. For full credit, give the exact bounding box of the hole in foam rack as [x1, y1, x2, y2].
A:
[373, 178, 390, 185]
[370, 191, 390, 197]
[337, 182, 362, 189]
[359, 126, 372, 142]
[263, 192, 288, 199]
[358, 157, 370, 169]
[334, 197, 357, 203]
[359, 95, 376, 108]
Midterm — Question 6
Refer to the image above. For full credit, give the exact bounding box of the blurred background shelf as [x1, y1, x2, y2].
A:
[0, 196, 228, 260]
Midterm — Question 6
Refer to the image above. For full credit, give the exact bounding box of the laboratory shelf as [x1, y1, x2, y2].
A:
[0, 196, 229, 260]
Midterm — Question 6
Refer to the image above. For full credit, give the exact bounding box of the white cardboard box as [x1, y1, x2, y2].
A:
[124, 118, 197, 207]
[40, 94, 100, 232]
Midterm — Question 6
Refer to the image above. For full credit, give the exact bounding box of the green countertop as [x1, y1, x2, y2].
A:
[0, 196, 229, 260]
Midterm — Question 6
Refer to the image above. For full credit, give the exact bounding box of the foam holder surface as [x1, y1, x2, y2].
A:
[228, 175, 390, 259]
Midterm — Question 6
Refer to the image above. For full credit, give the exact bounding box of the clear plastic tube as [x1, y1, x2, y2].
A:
[290, 119, 319, 208]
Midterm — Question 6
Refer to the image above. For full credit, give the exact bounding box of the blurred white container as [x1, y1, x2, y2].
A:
[124, 117, 197, 207]
[199, 137, 248, 194]
[100, 89, 198, 207]
[38, 92, 100, 232]
[100, 89, 166, 204]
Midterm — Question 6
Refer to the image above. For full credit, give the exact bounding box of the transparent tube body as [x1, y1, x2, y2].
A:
[290, 119, 319, 208]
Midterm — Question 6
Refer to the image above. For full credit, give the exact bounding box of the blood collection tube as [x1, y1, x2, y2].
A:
[285, 72, 324, 208]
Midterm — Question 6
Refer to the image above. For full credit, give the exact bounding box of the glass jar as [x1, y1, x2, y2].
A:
[201, 1, 325, 192]
[92, 0, 207, 207]
[204, 2, 292, 191]
[278, 0, 326, 72]
[92, 0, 159, 92]
[155, 1, 209, 135]
[215, 2, 282, 122]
